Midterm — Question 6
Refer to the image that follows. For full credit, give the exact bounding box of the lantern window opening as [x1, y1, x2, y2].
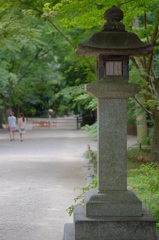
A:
[105, 60, 122, 76]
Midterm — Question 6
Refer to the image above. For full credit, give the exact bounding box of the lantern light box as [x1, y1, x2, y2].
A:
[105, 61, 122, 76]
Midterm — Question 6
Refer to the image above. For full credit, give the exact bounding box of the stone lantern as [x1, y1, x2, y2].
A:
[63, 5, 158, 240]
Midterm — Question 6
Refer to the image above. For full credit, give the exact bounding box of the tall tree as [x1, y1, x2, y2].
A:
[0, 1, 63, 124]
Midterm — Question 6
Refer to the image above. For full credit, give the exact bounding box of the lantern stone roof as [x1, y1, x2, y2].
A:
[76, 6, 153, 56]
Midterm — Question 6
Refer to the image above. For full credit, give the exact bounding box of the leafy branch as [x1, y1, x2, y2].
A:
[134, 95, 153, 116]
[17, 46, 25, 76]
[19, 2, 96, 71]
[17, 48, 42, 83]
[118, 0, 134, 7]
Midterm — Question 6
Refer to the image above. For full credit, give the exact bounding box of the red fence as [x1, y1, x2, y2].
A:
[33, 121, 57, 129]
[52, 120, 57, 127]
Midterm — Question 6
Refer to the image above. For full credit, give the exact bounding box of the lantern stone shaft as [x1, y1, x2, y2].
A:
[86, 55, 138, 193]
[98, 98, 127, 191]
[84, 55, 142, 217]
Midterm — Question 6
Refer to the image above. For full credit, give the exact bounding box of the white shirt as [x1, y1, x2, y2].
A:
[18, 118, 26, 128]
[9, 116, 16, 128]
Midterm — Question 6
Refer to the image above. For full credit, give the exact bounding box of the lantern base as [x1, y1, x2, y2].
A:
[84, 188, 142, 217]
[63, 205, 157, 240]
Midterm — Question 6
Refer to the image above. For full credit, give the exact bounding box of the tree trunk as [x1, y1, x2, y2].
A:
[150, 109, 159, 162]
[136, 113, 147, 145]
[136, 94, 148, 146]
[151, 78, 159, 162]
[0, 110, 4, 128]
[53, 89, 57, 118]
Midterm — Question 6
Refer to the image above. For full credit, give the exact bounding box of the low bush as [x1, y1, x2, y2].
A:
[66, 174, 97, 216]
[128, 162, 159, 231]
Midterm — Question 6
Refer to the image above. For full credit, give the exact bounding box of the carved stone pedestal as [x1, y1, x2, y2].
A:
[63, 205, 157, 240]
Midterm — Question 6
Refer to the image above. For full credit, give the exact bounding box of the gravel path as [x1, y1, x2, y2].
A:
[0, 128, 137, 240]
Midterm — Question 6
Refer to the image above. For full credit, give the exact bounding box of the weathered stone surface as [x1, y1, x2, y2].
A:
[84, 32, 148, 49]
[84, 188, 142, 217]
[85, 82, 141, 99]
[86, 83, 140, 193]
[104, 5, 124, 22]
[63, 223, 159, 240]
[97, 98, 127, 191]
[103, 6, 125, 32]
[73, 205, 156, 240]
[76, 39, 153, 57]
[97, 55, 129, 83]
[63, 224, 74, 240]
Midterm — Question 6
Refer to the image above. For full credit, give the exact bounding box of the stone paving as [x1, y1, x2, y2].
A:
[0, 127, 137, 240]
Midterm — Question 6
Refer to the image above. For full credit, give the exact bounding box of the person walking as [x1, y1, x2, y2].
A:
[18, 113, 26, 142]
[9, 112, 16, 141]
[8, 112, 12, 140]
[48, 110, 53, 127]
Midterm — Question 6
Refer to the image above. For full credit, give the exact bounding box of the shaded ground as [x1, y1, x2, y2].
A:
[0, 127, 137, 240]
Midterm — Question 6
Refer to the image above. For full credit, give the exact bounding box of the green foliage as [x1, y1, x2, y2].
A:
[82, 122, 97, 140]
[129, 163, 159, 193]
[30, 107, 36, 116]
[83, 150, 90, 159]
[84, 149, 97, 163]
[127, 97, 137, 126]
[0, 0, 69, 118]
[50, 0, 158, 32]
[58, 84, 97, 113]
[128, 162, 159, 227]
[142, 126, 154, 145]
[86, 98, 97, 111]
[127, 147, 151, 161]
[66, 174, 97, 216]
[57, 104, 68, 116]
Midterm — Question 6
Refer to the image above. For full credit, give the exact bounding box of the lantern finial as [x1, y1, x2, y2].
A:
[103, 5, 125, 32]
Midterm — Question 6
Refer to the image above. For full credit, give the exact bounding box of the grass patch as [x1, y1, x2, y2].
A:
[83, 150, 90, 159]
[127, 147, 159, 232]
[83, 150, 97, 163]
[127, 147, 151, 163]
